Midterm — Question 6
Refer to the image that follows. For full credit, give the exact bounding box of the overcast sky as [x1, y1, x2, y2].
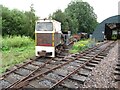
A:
[1, 0, 120, 22]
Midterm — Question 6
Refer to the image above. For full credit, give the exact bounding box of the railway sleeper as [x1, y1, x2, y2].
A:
[38, 79, 54, 88]
[78, 69, 90, 77]
[118, 81, 120, 89]
[14, 68, 32, 76]
[83, 66, 94, 71]
[89, 60, 99, 64]
[78, 58, 88, 62]
[65, 56, 75, 60]
[61, 79, 79, 88]
[54, 69, 69, 77]
[35, 68, 50, 75]
[116, 64, 120, 66]
[115, 66, 120, 71]
[117, 60, 120, 62]
[32, 61, 44, 66]
[93, 58, 102, 61]
[118, 59, 120, 62]
[29, 79, 50, 88]
[69, 62, 81, 67]
[99, 53, 107, 56]
[96, 55, 105, 59]
[89, 52, 96, 54]
[86, 62, 97, 67]
[5, 66, 18, 72]
[45, 73, 62, 82]
[74, 60, 86, 64]
[0, 79, 11, 89]
[23, 84, 35, 89]
[86, 54, 95, 57]
[61, 65, 77, 72]
[4, 73, 24, 83]
[44, 76, 58, 84]
[71, 54, 78, 57]
[82, 56, 91, 59]
[53, 58, 63, 61]
[23, 64, 39, 71]
[69, 74, 87, 84]
[114, 75, 120, 81]
[46, 64, 58, 69]
[114, 71, 120, 75]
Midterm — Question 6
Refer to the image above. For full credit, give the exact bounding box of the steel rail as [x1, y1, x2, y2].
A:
[6, 58, 54, 89]
[50, 41, 115, 89]
[1, 56, 41, 78]
[10, 41, 108, 89]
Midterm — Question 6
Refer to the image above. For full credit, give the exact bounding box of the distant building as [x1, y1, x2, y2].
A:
[92, 15, 120, 41]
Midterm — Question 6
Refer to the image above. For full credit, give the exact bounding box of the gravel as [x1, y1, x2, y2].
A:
[83, 42, 118, 88]
[39, 79, 53, 87]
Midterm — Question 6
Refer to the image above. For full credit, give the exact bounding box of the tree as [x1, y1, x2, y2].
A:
[65, 1, 98, 34]
[50, 0, 98, 34]
[50, 9, 69, 32]
[2, 4, 38, 38]
[0, 5, 2, 35]
[24, 4, 37, 38]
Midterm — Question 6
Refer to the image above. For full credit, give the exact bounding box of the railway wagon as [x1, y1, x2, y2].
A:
[35, 19, 64, 57]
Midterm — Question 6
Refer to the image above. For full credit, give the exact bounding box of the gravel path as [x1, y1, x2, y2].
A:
[83, 42, 118, 88]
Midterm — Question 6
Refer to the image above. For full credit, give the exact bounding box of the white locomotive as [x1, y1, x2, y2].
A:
[35, 19, 66, 57]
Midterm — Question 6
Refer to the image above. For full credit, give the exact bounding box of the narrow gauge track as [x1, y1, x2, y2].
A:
[0, 41, 116, 89]
[114, 40, 120, 88]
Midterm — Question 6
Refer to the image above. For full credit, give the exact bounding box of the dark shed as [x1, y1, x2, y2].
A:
[92, 15, 120, 41]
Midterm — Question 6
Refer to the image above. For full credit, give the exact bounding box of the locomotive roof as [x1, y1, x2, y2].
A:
[36, 19, 61, 24]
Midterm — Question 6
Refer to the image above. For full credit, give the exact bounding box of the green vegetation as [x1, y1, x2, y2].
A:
[0, 0, 98, 74]
[1, 4, 37, 38]
[69, 39, 91, 53]
[112, 34, 117, 40]
[1, 36, 35, 74]
[50, 0, 98, 34]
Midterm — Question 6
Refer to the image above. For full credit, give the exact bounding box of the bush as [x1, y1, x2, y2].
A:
[2, 36, 34, 51]
[70, 39, 90, 53]
[1, 36, 35, 73]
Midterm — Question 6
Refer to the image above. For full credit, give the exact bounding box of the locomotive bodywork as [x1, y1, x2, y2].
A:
[35, 19, 62, 57]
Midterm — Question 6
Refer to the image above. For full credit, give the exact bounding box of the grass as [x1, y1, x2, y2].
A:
[0, 36, 96, 74]
[1, 36, 35, 74]
[69, 39, 96, 53]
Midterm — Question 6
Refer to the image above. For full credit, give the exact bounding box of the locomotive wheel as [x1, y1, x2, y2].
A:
[55, 44, 68, 55]
[55, 44, 63, 55]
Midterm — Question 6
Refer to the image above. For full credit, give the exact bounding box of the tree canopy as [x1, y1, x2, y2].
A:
[51, 0, 98, 34]
[1, 4, 37, 38]
[1, 0, 98, 38]
[50, 9, 69, 32]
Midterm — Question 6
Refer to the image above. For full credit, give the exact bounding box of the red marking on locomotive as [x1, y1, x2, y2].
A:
[38, 44, 52, 46]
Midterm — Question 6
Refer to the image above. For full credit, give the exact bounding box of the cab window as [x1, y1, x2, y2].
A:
[36, 22, 53, 31]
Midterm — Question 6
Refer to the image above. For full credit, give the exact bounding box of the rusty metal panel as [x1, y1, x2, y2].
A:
[36, 33, 52, 46]
[54, 33, 61, 46]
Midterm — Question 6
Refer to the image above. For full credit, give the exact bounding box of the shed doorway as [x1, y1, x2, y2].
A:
[105, 23, 120, 40]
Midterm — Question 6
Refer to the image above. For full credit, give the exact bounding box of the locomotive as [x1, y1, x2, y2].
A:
[35, 19, 70, 57]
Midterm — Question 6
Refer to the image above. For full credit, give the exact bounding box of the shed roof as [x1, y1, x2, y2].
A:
[92, 15, 120, 41]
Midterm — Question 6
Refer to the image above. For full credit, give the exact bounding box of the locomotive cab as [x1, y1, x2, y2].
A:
[35, 19, 62, 57]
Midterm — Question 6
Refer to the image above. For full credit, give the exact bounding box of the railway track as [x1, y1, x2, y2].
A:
[114, 40, 120, 88]
[0, 41, 116, 89]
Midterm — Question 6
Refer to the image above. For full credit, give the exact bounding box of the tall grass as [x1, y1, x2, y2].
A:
[1, 36, 35, 74]
[2, 36, 34, 51]
[69, 39, 94, 53]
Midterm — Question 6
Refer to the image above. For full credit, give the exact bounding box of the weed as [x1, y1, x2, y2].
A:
[69, 39, 91, 53]
[1, 36, 35, 74]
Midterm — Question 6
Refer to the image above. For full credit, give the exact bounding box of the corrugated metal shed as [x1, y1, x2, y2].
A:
[92, 15, 120, 41]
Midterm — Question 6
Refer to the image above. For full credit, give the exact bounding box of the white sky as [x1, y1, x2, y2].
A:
[1, 0, 120, 22]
